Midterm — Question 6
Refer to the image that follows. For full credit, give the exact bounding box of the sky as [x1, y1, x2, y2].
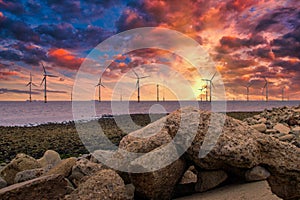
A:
[0, 0, 300, 101]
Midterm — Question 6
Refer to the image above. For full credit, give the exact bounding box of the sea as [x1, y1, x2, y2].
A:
[0, 100, 299, 127]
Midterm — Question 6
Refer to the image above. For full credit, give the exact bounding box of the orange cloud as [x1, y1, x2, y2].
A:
[48, 48, 84, 70]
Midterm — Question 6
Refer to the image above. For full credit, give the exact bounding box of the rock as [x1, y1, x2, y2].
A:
[245, 166, 270, 182]
[126, 107, 300, 200]
[0, 153, 41, 185]
[0, 174, 69, 200]
[65, 169, 128, 200]
[259, 118, 267, 124]
[251, 124, 267, 133]
[68, 158, 104, 187]
[278, 134, 295, 142]
[179, 168, 197, 184]
[273, 123, 290, 135]
[37, 150, 61, 170]
[117, 115, 189, 200]
[128, 147, 186, 200]
[175, 181, 281, 200]
[195, 170, 228, 192]
[46, 157, 76, 178]
[0, 177, 7, 189]
[125, 184, 135, 200]
[265, 129, 277, 135]
[14, 168, 45, 183]
[291, 127, 300, 136]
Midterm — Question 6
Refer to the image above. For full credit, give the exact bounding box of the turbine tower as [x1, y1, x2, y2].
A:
[282, 87, 285, 101]
[40, 63, 58, 103]
[26, 73, 37, 102]
[131, 69, 149, 102]
[96, 78, 105, 102]
[245, 81, 253, 101]
[157, 84, 159, 102]
[201, 72, 216, 102]
[262, 78, 269, 102]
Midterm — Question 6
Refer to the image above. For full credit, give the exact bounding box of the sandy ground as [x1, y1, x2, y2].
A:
[175, 181, 281, 200]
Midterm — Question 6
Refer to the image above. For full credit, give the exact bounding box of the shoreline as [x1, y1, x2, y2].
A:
[0, 112, 260, 164]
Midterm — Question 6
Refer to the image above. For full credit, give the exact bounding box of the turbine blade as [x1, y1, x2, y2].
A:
[100, 83, 105, 88]
[210, 72, 217, 80]
[40, 77, 45, 86]
[132, 68, 139, 78]
[26, 82, 30, 86]
[47, 75, 58, 77]
[32, 83, 38, 87]
[41, 62, 46, 74]
[140, 75, 150, 79]
[211, 82, 216, 89]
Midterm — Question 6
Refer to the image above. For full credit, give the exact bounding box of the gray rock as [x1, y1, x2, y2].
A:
[245, 166, 270, 182]
[251, 124, 267, 133]
[125, 184, 135, 200]
[37, 150, 61, 171]
[0, 174, 69, 200]
[14, 168, 45, 183]
[195, 170, 228, 192]
[0, 177, 7, 189]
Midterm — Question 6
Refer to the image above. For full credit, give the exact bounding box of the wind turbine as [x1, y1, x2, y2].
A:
[282, 87, 285, 101]
[40, 63, 58, 103]
[26, 73, 37, 102]
[262, 78, 269, 102]
[131, 69, 149, 102]
[96, 78, 105, 102]
[245, 81, 253, 101]
[198, 86, 206, 102]
[157, 84, 159, 102]
[201, 72, 217, 102]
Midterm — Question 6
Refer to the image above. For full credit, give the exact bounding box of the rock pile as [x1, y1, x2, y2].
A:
[0, 107, 299, 200]
[243, 106, 300, 147]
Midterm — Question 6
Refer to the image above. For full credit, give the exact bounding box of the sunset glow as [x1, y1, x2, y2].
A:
[0, 0, 299, 101]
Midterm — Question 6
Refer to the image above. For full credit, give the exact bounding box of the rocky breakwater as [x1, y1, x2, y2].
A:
[0, 107, 299, 200]
[244, 106, 300, 148]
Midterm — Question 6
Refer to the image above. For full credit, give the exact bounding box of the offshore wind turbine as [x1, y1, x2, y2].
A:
[131, 69, 149, 102]
[96, 78, 105, 102]
[40, 63, 58, 103]
[245, 81, 253, 101]
[282, 87, 285, 101]
[157, 84, 159, 102]
[198, 86, 206, 102]
[262, 78, 269, 102]
[26, 73, 37, 102]
[201, 72, 217, 102]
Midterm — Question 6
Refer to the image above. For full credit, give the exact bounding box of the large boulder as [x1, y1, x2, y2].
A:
[118, 107, 300, 200]
[0, 174, 69, 200]
[65, 169, 128, 200]
[118, 116, 187, 200]
[0, 153, 41, 185]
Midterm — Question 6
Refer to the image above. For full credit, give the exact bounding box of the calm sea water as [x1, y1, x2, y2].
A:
[0, 100, 299, 126]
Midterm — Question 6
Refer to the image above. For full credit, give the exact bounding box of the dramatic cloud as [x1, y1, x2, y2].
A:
[0, 0, 299, 100]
